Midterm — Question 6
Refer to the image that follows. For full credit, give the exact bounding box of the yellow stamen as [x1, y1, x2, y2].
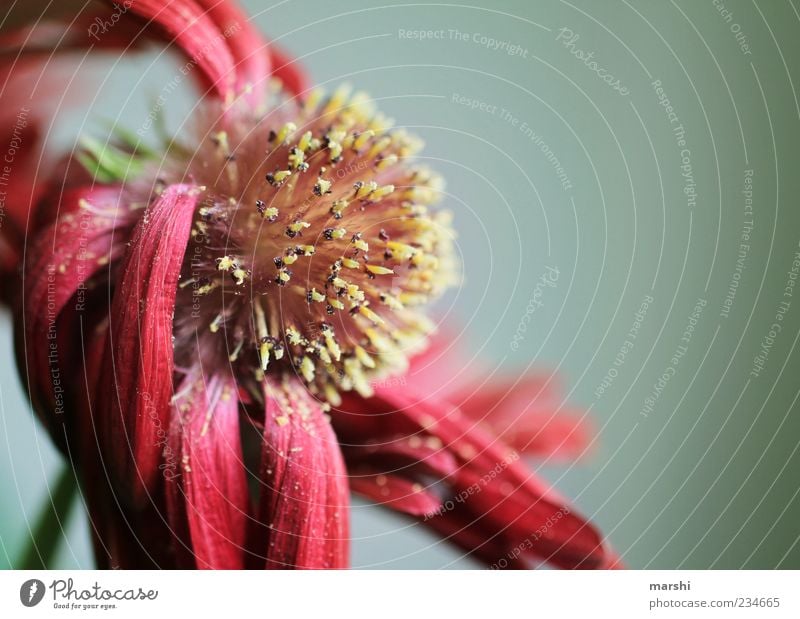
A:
[217, 255, 236, 271]
[359, 305, 384, 325]
[353, 129, 374, 151]
[299, 356, 315, 382]
[297, 130, 313, 151]
[366, 264, 394, 275]
[275, 122, 297, 144]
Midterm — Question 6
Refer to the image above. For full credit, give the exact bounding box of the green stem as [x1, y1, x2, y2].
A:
[17, 464, 78, 569]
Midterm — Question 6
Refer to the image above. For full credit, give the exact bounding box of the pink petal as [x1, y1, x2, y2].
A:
[120, 0, 236, 103]
[97, 184, 200, 504]
[338, 385, 614, 569]
[349, 474, 441, 517]
[423, 505, 528, 568]
[341, 432, 456, 518]
[342, 436, 458, 479]
[0, 11, 151, 246]
[166, 371, 249, 569]
[250, 378, 349, 569]
[82, 465, 179, 569]
[192, 0, 270, 106]
[0, 120, 44, 236]
[408, 334, 593, 460]
[15, 186, 126, 443]
[403, 328, 479, 398]
[0, 227, 22, 301]
[0, 10, 148, 53]
[450, 377, 594, 460]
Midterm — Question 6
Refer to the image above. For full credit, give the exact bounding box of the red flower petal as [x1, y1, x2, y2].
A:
[120, 1, 237, 101]
[14, 186, 126, 443]
[192, 0, 271, 105]
[83, 470, 179, 569]
[0, 11, 152, 249]
[342, 435, 457, 518]
[166, 370, 249, 569]
[342, 435, 457, 480]
[337, 385, 614, 569]
[450, 376, 594, 460]
[0, 224, 22, 302]
[407, 334, 593, 459]
[249, 379, 349, 569]
[422, 504, 528, 568]
[0, 120, 44, 238]
[0, 10, 148, 53]
[96, 184, 200, 504]
[349, 474, 441, 518]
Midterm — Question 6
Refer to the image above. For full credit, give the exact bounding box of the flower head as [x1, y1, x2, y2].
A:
[2, 0, 619, 570]
[146, 86, 459, 406]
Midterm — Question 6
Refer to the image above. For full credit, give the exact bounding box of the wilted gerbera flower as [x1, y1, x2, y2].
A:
[3, 0, 619, 569]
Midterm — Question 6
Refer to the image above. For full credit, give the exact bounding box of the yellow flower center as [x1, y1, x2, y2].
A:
[167, 85, 458, 404]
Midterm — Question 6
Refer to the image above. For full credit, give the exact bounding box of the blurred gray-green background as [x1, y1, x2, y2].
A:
[2, 0, 799, 569]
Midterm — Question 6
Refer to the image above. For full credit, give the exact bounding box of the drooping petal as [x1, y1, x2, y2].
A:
[342, 435, 456, 516]
[0, 9, 148, 53]
[119, 0, 237, 103]
[449, 376, 594, 460]
[0, 222, 22, 301]
[407, 334, 593, 459]
[0, 3, 310, 275]
[82, 466, 179, 569]
[422, 503, 528, 568]
[0, 119, 44, 238]
[96, 184, 201, 504]
[79, 327, 178, 570]
[343, 435, 457, 480]
[336, 385, 614, 569]
[166, 370, 249, 569]
[192, 0, 270, 105]
[349, 474, 441, 518]
[0, 10, 152, 250]
[14, 185, 127, 444]
[181, 0, 308, 102]
[249, 378, 349, 569]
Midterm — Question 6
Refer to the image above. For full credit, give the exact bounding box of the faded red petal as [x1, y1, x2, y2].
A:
[192, 0, 271, 105]
[120, 0, 240, 103]
[343, 435, 457, 478]
[0, 10, 151, 251]
[0, 3, 309, 273]
[403, 328, 477, 397]
[450, 376, 594, 460]
[337, 385, 613, 569]
[350, 474, 441, 518]
[407, 334, 593, 459]
[343, 435, 457, 516]
[97, 184, 200, 504]
[249, 379, 349, 569]
[82, 468, 179, 569]
[14, 186, 127, 444]
[342, 435, 456, 516]
[166, 371, 249, 569]
[0, 9, 148, 53]
[0, 225, 22, 301]
[0, 119, 44, 236]
[423, 504, 528, 568]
